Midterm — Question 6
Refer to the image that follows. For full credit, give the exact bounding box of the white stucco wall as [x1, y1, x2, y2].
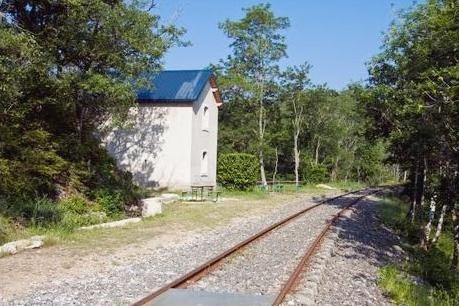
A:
[190, 83, 219, 186]
[103, 81, 219, 190]
[103, 103, 193, 189]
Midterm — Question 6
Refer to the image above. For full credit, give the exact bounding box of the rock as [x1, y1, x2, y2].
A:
[160, 193, 180, 204]
[1, 242, 18, 255]
[385, 250, 393, 257]
[392, 245, 403, 253]
[79, 218, 142, 230]
[140, 193, 178, 218]
[408, 274, 425, 285]
[315, 184, 337, 190]
[25, 240, 44, 250]
[0, 236, 45, 255]
[142, 198, 162, 217]
[127, 205, 140, 212]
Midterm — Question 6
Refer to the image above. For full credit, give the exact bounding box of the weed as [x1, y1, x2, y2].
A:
[379, 265, 459, 306]
[377, 196, 459, 305]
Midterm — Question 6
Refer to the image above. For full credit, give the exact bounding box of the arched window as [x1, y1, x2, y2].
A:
[202, 105, 209, 131]
[201, 151, 208, 175]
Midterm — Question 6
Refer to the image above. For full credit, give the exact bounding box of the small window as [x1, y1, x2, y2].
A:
[202, 106, 209, 131]
[201, 151, 208, 175]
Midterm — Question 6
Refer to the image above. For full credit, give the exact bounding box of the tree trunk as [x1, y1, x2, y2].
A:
[421, 195, 436, 250]
[408, 163, 419, 223]
[272, 147, 278, 184]
[258, 91, 267, 186]
[314, 137, 320, 165]
[450, 203, 459, 271]
[330, 158, 339, 182]
[419, 158, 427, 208]
[403, 170, 407, 182]
[432, 204, 447, 245]
[259, 150, 267, 186]
[294, 131, 300, 187]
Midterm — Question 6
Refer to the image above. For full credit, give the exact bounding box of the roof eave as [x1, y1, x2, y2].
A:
[209, 75, 223, 108]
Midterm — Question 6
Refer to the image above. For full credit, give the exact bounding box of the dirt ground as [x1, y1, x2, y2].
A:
[0, 191, 332, 300]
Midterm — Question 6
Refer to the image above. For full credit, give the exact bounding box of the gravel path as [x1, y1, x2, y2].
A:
[0, 193, 341, 306]
[285, 193, 404, 306]
[188, 193, 366, 296]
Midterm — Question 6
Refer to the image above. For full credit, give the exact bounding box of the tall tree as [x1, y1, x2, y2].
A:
[281, 63, 311, 186]
[218, 3, 289, 185]
[0, 0, 185, 197]
[366, 0, 459, 267]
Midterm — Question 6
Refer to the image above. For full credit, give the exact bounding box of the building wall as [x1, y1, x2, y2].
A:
[103, 103, 193, 190]
[190, 83, 219, 186]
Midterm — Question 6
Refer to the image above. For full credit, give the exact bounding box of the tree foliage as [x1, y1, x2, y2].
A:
[365, 0, 459, 272]
[0, 1, 184, 218]
[216, 4, 390, 186]
[217, 3, 289, 185]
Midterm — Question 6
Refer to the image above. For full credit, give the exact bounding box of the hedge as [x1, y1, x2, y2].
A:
[302, 162, 328, 183]
[217, 153, 259, 190]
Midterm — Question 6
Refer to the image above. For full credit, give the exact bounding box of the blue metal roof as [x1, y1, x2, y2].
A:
[137, 70, 213, 102]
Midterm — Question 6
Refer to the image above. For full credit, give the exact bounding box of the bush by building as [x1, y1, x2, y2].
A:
[217, 153, 259, 190]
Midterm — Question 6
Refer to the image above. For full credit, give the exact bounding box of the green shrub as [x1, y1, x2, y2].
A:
[379, 265, 459, 306]
[3, 196, 61, 227]
[59, 195, 90, 215]
[87, 148, 143, 206]
[378, 196, 459, 305]
[217, 153, 259, 190]
[302, 162, 328, 183]
[0, 215, 13, 244]
[0, 129, 67, 198]
[413, 235, 458, 290]
[57, 195, 109, 229]
[94, 190, 124, 216]
[60, 210, 107, 229]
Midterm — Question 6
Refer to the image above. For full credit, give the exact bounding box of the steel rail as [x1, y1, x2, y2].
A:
[131, 188, 368, 306]
[270, 189, 380, 306]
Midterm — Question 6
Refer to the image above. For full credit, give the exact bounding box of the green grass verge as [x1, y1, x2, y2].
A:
[379, 265, 459, 306]
[237, 181, 366, 195]
[377, 196, 459, 305]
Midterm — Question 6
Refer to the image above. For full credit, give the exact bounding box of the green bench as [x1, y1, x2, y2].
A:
[181, 186, 221, 202]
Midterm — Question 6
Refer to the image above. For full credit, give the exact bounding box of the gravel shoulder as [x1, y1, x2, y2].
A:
[310, 193, 404, 306]
[0, 191, 336, 305]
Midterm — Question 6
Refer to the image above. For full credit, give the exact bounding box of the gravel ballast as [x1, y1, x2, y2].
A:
[187, 193, 366, 296]
[285, 193, 404, 306]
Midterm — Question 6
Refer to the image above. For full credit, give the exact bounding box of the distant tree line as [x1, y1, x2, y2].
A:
[214, 4, 392, 187]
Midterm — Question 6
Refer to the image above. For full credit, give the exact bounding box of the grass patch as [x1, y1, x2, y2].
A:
[377, 196, 459, 305]
[220, 189, 270, 200]
[236, 181, 366, 195]
[379, 265, 459, 306]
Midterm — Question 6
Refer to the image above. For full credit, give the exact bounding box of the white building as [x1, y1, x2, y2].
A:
[103, 70, 222, 190]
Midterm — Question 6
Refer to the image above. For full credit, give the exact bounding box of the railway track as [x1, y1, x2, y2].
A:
[132, 188, 379, 306]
